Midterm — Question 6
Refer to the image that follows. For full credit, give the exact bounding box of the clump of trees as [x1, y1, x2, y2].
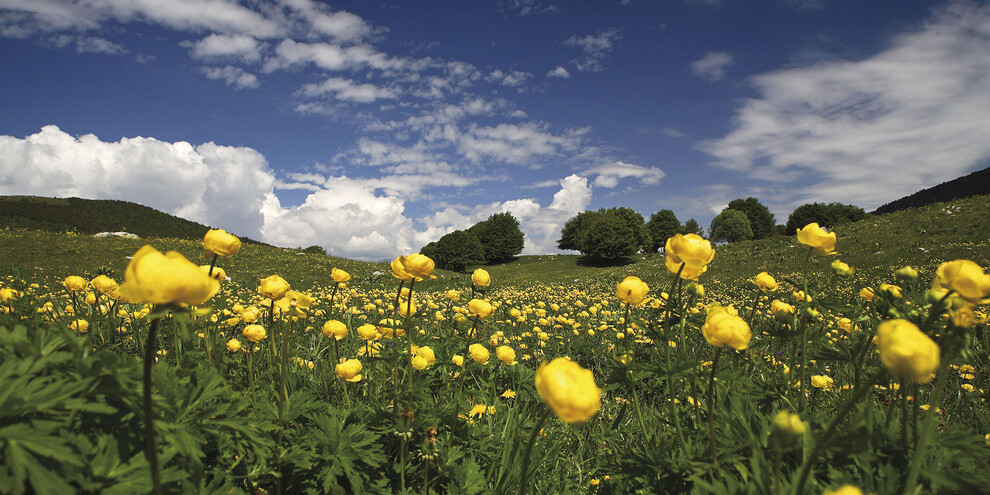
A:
[785, 202, 866, 234]
[558, 207, 650, 259]
[645, 209, 681, 252]
[420, 212, 525, 272]
[709, 209, 753, 243]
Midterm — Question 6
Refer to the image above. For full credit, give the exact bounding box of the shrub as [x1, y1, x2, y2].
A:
[421, 230, 485, 272]
[468, 212, 525, 263]
[646, 209, 681, 252]
[785, 202, 866, 234]
[726, 197, 776, 239]
[709, 209, 753, 243]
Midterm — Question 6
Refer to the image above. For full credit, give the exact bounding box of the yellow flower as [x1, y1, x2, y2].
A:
[335, 358, 363, 382]
[467, 403, 489, 418]
[85, 292, 97, 305]
[90, 275, 119, 294]
[772, 410, 806, 436]
[202, 228, 241, 257]
[242, 324, 267, 342]
[830, 259, 854, 276]
[397, 299, 417, 317]
[496, 345, 517, 365]
[226, 338, 242, 353]
[468, 299, 495, 318]
[240, 305, 262, 323]
[469, 343, 490, 365]
[331, 267, 351, 283]
[0, 287, 19, 303]
[258, 275, 291, 300]
[701, 306, 752, 350]
[452, 354, 465, 367]
[933, 259, 990, 303]
[837, 318, 853, 333]
[616, 276, 649, 306]
[69, 319, 89, 332]
[472, 269, 491, 287]
[357, 323, 381, 341]
[879, 283, 903, 299]
[400, 253, 437, 280]
[411, 345, 436, 370]
[811, 375, 834, 390]
[895, 265, 919, 281]
[275, 290, 314, 318]
[752, 272, 778, 291]
[950, 306, 976, 329]
[322, 320, 348, 340]
[859, 287, 875, 301]
[116, 245, 219, 305]
[501, 389, 516, 399]
[64, 275, 88, 292]
[665, 234, 715, 280]
[446, 289, 461, 301]
[771, 300, 796, 323]
[535, 357, 602, 424]
[391, 257, 418, 282]
[796, 223, 836, 255]
[823, 485, 863, 495]
[875, 319, 939, 384]
[200, 265, 226, 281]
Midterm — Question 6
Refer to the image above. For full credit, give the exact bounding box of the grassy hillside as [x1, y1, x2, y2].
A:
[1, 194, 987, 295]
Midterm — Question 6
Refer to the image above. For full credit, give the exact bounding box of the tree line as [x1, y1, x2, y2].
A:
[420, 212, 525, 272]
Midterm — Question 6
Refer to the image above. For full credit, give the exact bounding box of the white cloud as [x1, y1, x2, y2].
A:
[698, 2, 990, 211]
[187, 34, 262, 62]
[263, 39, 404, 73]
[584, 160, 665, 188]
[0, 125, 273, 238]
[487, 69, 532, 87]
[691, 51, 733, 81]
[546, 65, 570, 78]
[565, 29, 621, 72]
[297, 77, 397, 103]
[501, 0, 559, 17]
[458, 122, 582, 165]
[202, 65, 260, 89]
[661, 127, 687, 138]
[75, 36, 127, 55]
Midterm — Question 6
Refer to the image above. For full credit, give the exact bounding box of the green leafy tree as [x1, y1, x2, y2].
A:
[557, 210, 600, 251]
[468, 212, 525, 263]
[612, 207, 652, 253]
[582, 214, 638, 259]
[420, 230, 485, 272]
[709, 209, 754, 243]
[645, 209, 681, 252]
[785, 202, 867, 234]
[726, 197, 776, 239]
[682, 218, 704, 236]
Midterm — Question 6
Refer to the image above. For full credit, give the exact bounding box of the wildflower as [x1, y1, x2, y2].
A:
[665, 234, 715, 280]
[823, 485, 863, 495]
[451, 354, 465, 367]
[875, 319, 939, 384]
[753, 272, 778, 291]
[335, 359, 363, 382]
[322, 320, 348, 340]
[357, 323, 381, 341]
[535, 357, 602, 424]
[411, 345, 436, 370]
[200, 265, 226, 281]
[331, 267, 351, 283]
[472, 268, 491, 287]
[933, 259, 990, 303]
[501, 389, 516, 399]
[446, 289, 461, 301]
[879, 283, 903, 299]
[468, 299, 495, 318]
[69, 319, 89, 332]
[685, 282, 704, 298]
[226, 338, 242, 353]
[859, 287, 875, 301]
[771, 300, 795, 323]
[116, 246, 219, 305]
[496, 345, 517, 365]
[242, 324, 267, 343]
[772, 410, 806, 436]
[258, 275, 290, 300]
[895, 266, 919, 281]
[701, 306, 752, 350]
[796, 223, 836, 255]
[830, 259, 854, 276]
[64, 275, 88, 292]
[90, 275, 119, 294]
[240, 305, 262, 323]
[811, 375, 834, 390]
[0, 287, 19, 302]
[467, 403, 489, 418]
[202, 229, 241, 257]
[400, 253, 437, 280]
[469, 343, 490, 365]
[837, 318, 853, 333]
[616, 276, 649, 306]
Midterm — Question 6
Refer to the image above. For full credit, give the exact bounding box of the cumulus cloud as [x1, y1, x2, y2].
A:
[698, 2, 990, 211]
[186, 34, 262, 62]
[564, 29, 621, 72]
[263, 39, 404, 73]
[486, 69, 532, 87]
[458, 122, 583, 165]
[296, 77, 398, 103]
[691, 51, 733, 81]
[584, 160, 665, 188]
[546, 65, 570, 78]
[75, 36, 128, 55]
[202, 66, 260, 89]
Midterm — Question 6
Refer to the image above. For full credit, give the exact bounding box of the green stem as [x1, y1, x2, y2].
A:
[707, 346, 724, 469]
[903, 357, 950, 493]
[518, 409, 552, 495]
[143, 311, 163, 495]
[629, 370, 650, 441]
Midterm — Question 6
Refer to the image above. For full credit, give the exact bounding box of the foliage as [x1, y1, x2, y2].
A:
[421, 230, 486, 272]
[726, 197, 776, 240]
[558, 207, 650, 259]
[468, 212, 525, 264]
[301, 245, 328, 256]
[557, 210, 598, 252]
[682, 218, 704, 236]
[785, 202, 867, 234]
[709, 209, 754, 243]
[873, 165, 990, 214]
[646, 209, 682, 252]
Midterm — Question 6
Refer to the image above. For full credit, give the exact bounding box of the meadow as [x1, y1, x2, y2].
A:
[0, 195, 988, 494]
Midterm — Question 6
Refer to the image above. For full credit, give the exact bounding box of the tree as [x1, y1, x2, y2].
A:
[612, 207, 652, 253]
[709, 209, 753, 243]
[726, 197, 776, 239]
[301, 245, 327, 255]
[785, 202, 867, 234]
[468, 212, 525, 263]
[558, 207, 648, 259]
[557, 210, 600, 251]
[682, 218, 704, 236]
[420, 230, 485, 272]
[645, 209, 681, 252]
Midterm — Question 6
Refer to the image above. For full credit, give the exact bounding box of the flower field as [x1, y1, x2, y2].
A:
[1, 197, 989, 494]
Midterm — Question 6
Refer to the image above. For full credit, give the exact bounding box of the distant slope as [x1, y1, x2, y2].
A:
[872, 165, 990, 214]
[0, 195, 267, 245]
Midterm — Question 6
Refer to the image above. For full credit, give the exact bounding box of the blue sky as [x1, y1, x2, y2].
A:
[1, 0, 988, 260]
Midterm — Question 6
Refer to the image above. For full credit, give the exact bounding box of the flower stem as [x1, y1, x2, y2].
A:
[706, 346, 724, 469]
[903, 357, 950, 492]
[518, 408, 552, 495]
[143, 310, 163, 495]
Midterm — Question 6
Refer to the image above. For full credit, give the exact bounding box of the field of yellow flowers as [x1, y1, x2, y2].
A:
[1, 212, 989, 494]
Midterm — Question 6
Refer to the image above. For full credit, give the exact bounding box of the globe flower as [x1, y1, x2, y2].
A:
[411, 345, 436, 370]
[0, 287, 19, 303]
[895, 266, 919, 281]
[469, 343, 490, 365]
[879, 283, 903, 299]
[357, 323, 381, 341]
[200, 265, 226, 281]
[468, 299, 495, 318]
[258, 275, 291, 300]
[242, 324, 267, 343]
[116, 245, 220, 305]
[451, 354, 465, 367]
[275, 290, 315, 318]
[933, 259, 990, 303]
[830, 259, 854, 276]
[496, 345, 517, 365]
[90, 275, 119, 294]
[701, 306, 752, 350]
[391, 257, 419, 282]
[69, 319, 89, 332]
[685, 282, 704, 298]
[240, 305, 262, 323]
[771, 300, 796, 323]
[64, 276, 88, 292]
[616, 276, 649, 306]
[400, 253, 437, 280]
[322, 320, 348, 340]
[472, 269, 491, 287]
[331, 267, 351, 283]
[772, 410, 806, 436]
[397, 299, 417, 317]
[811, 375, 834, 390]
[202, 229, 241, 257]
[824, 485, 863, 495]
[335, 358, 363, 382]
[226, 338, 242, 353]
[875, 319, 940, 383]
[534, 357, 602, 424]
[753, 272, 778, 291]
[446, 290, 461, 301]
[859, 287, 875, 301]
[665, 234, 715, 280]
[796, 223, 836, 256]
